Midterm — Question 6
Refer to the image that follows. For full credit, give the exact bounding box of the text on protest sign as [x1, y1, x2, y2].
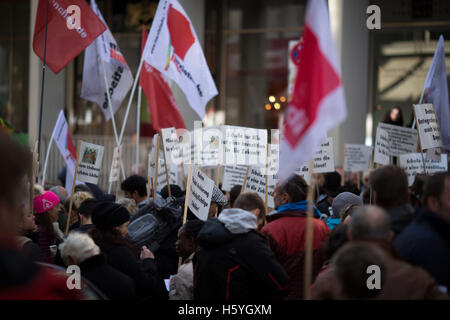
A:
[188, 166, 215, 221]
[155, 159, 178, 192]
[221, 125, 268, 168]
[413, 104, 443, 150]
[108, 146, 122, 183]
[378, 122, 418, 156]
[222, 165, 248, 192]
[399, 153, 448, 186]
[244, 167, 275, 209]
[344, 144, 373, 172]
[161, 127, 183, 164]
[374, 126, 390, 165]
[77, 141, 104, 185]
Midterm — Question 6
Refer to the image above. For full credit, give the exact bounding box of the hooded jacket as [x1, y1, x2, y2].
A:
[261, 209, 330, 300]
[193, 208, 289, 300]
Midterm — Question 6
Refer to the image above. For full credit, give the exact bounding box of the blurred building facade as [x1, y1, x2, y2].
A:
[0, 0, 449, 164]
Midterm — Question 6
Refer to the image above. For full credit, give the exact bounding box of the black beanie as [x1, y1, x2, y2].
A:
[92, 201, 130, 229]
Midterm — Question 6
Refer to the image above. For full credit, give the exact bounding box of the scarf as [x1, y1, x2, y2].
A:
[277, 200, 321, 218]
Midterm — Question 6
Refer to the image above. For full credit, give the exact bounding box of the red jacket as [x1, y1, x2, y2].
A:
[261, 211, 330, 300]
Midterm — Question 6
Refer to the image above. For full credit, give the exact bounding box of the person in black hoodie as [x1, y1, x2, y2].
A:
[90, 201, 167, 299]
[60, 232, 136, 299]
[194, 208, 289, 300]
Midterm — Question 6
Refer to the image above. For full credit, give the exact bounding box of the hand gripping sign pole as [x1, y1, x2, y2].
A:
[65, 142, 81, 235]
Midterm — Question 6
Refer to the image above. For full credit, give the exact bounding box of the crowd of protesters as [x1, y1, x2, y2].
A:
[0, 134, 449, 300]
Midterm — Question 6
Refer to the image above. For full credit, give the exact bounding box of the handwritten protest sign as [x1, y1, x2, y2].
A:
[413, 104, 443, 150]
[222, 165, 248, 192]
[344, 144, 373, 172]
[399, 153, 448, 186]
[244, 167, 275, 209]
[156, 158, 178, 192]
[374, 126, 390, 165]
[378, 123, 418, 156]
[77, 141, 104, 184]
[188, 166, 215, 221]
[221, 125, 267, 168]
[161, 127, 182, 164]
[295, 165, 311, 185]
[313, 138, 335, 173]
[108, 146, 122, 183]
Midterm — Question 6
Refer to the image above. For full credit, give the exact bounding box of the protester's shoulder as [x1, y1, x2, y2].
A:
[395, 216, 443, 251]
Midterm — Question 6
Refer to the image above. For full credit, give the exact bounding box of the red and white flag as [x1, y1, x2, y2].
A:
[279, 0, 347, 180]
[81, 0, 133, 120]
[142, 0, 218, 119]
[140, 27, 186, 132]
[33, 0, 106, 74]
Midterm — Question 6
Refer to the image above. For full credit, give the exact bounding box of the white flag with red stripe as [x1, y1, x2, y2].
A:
[81, 0, 133, 121]
[279, 0, 347, 180]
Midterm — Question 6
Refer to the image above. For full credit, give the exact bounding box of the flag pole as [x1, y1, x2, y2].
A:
[136, 86, 142, 172]
[37, 0, 50, 165]
[66, 141, 81, 235]
[304, 159, 316, 300]
[41, 137, 53, 186]
[119, 58, 144, 145]
[101, 59, 126, 180]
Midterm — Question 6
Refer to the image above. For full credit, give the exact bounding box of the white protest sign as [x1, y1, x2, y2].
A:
[199, 126, 222, 167]
[313, 138, 335, 173]
[344, 144, 373, 172]
[108, 146, 122, 183]
[399, 153, 448, 186]
[156, 158, 178, 192]
[188, 165, 215, 221]
[77, 141, 104, 184]
[221, 125, 267, 168]
[378, 123, 418, 156]
[161, 127, 182, 164]
[374, 126, 391, 165]
[295, 165, 311, 185]
[222, 165, 248, 192]
[244, 167, 274, 209]
[413, 104, 443, 150]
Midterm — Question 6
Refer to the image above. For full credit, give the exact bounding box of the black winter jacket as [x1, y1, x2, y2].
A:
[194, 218, 289, 300]
[79, 253, 137, 300]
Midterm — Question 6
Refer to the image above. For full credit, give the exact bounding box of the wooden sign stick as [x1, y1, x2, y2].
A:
[147, 152, 152, 204]
[65, 142, 81, 235]
[153, 135, 161, 200]
[413, 108, 427, 175]
[240, 166, 250, 194]
[341, 144, 346, 186]
[303, 159, 316, 300]
[179, 162, 193, 268]
[29, 145, 35, 215]
[264, 144, 269, 224]
[160, 134, 172, 197]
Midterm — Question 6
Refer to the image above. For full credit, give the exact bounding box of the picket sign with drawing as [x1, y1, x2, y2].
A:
[66, 141, 104, 234]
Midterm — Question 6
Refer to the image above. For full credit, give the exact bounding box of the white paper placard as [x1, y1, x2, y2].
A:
[243, 167, 275, 209]
[344, 144, 373, 172]
[108, 146, 122, 183]
[77, 141, 104, 184]
[378, 123, 418, 156]
[399, 153, 448, 186]
[222, 165, 248, 192]
[374, 126, 391, 165]
[161, 127, 182, 164]
[221, 125, 268, 168]
[313, 138, 335, 173]
[188, 165, 215, 221]
[156, 159, 178, 192]
[414, 104, 443, 150]
[199, 126, 222, 167]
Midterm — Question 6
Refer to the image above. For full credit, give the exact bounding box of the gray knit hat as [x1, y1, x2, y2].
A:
[331, 192, 363, 219]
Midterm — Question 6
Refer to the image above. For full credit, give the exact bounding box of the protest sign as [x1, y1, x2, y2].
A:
[243, 167, 275, 209]
[378, 123, 418, 156]
[77, 141, 104, 185]
[222, 165, 248, 192]
[413, 104, 443, 151]
[344, 144, 373, 172]
[155, 158, 178, 192]
[399, 153, 448, 186]
[188, 166, 215, 221]
[108, 146, 122, 183]
[221, 125, 267, 168]
[374, 126, 391, 165]
[312, 138, 335, 173]
[161, 127, 183, 164]
[200, 126, 222, 167]
[295, 165, 311, 185]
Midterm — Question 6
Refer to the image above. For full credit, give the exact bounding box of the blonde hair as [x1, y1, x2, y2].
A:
[72, 191, 94, 211]
[34, 184, 45, 196]
[117, 198, 139, 215]
[59, 232, 100, 265]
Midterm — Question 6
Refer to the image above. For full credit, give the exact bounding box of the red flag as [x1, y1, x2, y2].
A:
[279, 0, 347, 179]
[33, 0, 106, 74]
[139, 26, 186, 132]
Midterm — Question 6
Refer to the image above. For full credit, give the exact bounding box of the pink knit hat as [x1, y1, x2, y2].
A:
[33, 191, 60, 214]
